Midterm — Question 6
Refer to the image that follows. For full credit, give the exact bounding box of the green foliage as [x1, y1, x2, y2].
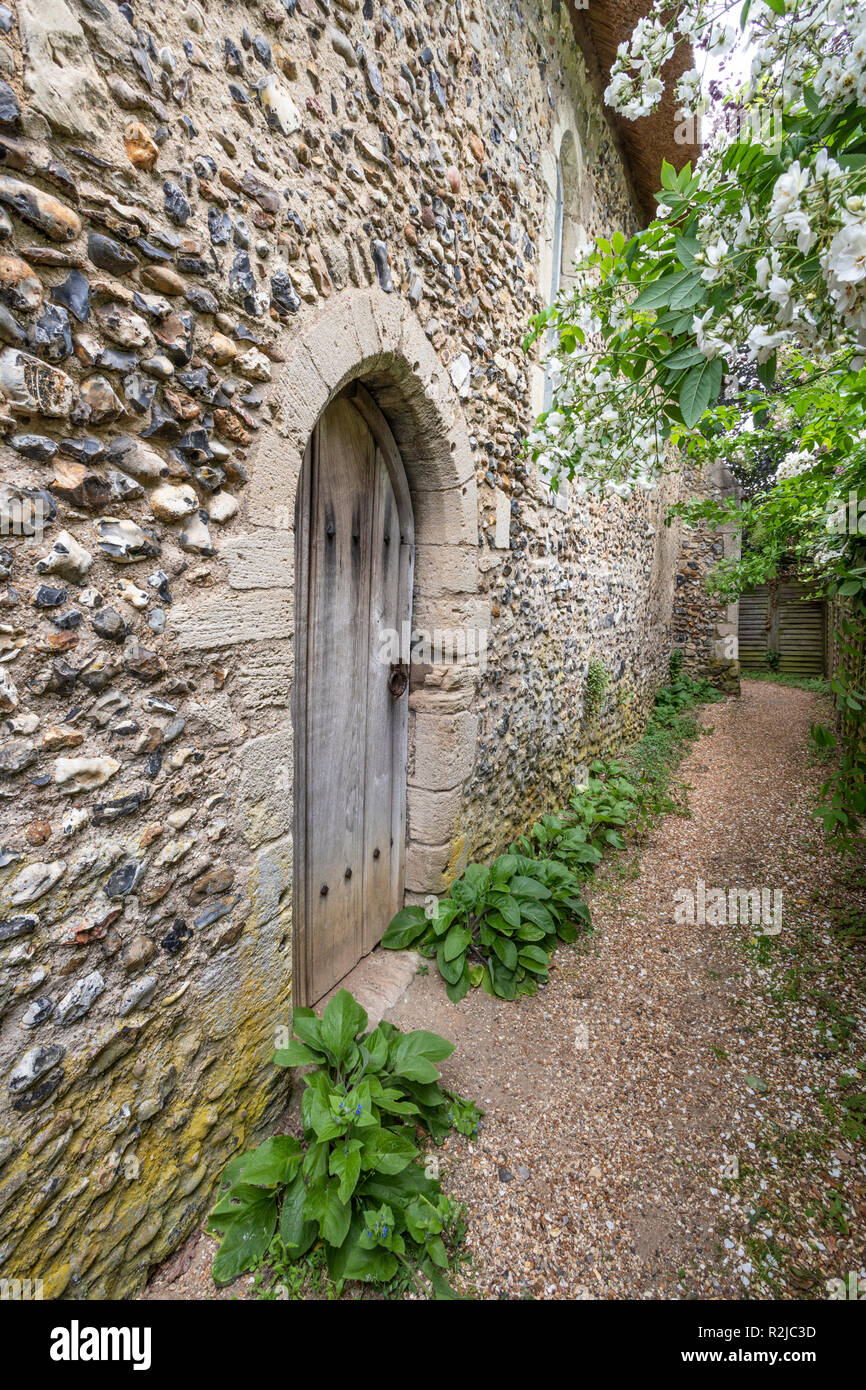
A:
[384, 657, 722, 1003]
[568, 765, 639, 850]
[524, 26, 866, 858]
[383, 856, 591, 1002]
[571, 666, 723, 835]
[511, 812, 603, 880]
[583, 658, 610, 720]
[207, 989, 480, 1299]
[651, 665, 723, 727]
[810, 722, 837, 751]
[743, 671, 830, 694]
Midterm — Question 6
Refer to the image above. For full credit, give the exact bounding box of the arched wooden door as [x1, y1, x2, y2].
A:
[293, 382, 414, 1005]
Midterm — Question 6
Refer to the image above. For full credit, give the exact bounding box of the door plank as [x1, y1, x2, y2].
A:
[303, 395, 375, 1002]
[294, 386, 415, 1004]
[362, 445, 404, 954]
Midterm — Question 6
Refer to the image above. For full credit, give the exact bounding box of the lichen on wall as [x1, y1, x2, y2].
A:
[0, 0, 683, 1297]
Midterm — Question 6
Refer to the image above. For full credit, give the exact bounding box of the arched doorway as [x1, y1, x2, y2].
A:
[293, 382, 415, 1004]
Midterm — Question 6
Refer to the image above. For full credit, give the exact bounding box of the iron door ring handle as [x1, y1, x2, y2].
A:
[388, 662, 409, 699]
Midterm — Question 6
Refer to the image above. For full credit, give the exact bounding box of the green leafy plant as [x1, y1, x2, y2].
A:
[809, 721, 838, 758]
[568, 763, 641, 850]
[584, 657, 610, 721]
[383, 856, 591, 1002]
[384, 656, 723, 1004]
[511, 812, 603, 880]
[207, 989, 480, 1299]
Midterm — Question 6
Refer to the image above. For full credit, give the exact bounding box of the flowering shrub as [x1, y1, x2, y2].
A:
[525, 0, 865, 845]
[524, 1, 866, 495]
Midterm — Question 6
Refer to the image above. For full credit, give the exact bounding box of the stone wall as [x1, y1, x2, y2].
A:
[0, 0, 683, 1296]
[672, 457, 741, 694]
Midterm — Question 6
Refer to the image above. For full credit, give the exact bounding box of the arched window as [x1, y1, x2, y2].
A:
[543, 130, 583, 414]
[541, 132, 584, 512]
[558, 131, 583, 296]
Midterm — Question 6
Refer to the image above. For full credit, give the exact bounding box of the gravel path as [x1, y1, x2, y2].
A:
[145, 679, 865, 1300]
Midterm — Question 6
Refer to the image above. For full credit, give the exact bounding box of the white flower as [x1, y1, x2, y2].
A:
[701, 237, 729, 282]
[576, 306, 601, 336]
[781, 207, 815, 254]
[767, 274, 795, 314]
[746, 325, 789, 362]
[769, 161, 811, 223]
[814, 58, 836, 95]
[707, 22, 736, 56]
[675, 67, 702, 111]
[734, 203, 754, 248]
[775, 449, 814, 482]
[825, 219, 866, 286]
[605, 71, 633, 109]
[693, 308, 733, 359]
[814, 147, 842, 182]
[677, 6, 701, 40]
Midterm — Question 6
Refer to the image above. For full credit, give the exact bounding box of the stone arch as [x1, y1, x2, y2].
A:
[244, 288, 484, 932]
[557, 128, 585, 295]
[538, 125, 585, 502]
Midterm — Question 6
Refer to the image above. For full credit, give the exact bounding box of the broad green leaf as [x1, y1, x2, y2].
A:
[382, 906, 429, 949]
[320, 989, 369, 1063]
[679, 357, 723, 428]
[361, 1124, 418, 1175]
[490, 958, 518, 1000]
[273, 1039, 320, 1068]
[329, 1138, 363, 1203]
[359, 1024, 389, 1072]
[489, 892, 521, 926]
[511, 875, 551, 899]
[237, 1135, 302, 1188]
[391, 1029, 454, 1081]
[519, 901, 556, 933]
[445, 961, 471, 1002]
[668, 273, 705, 311]
[304, 1176, 351, 1247]
[209, 1186, 277, 1284]
[443, 922, 471, 961]
[326, 1212, 398, 1288]
[278, 1172, 317, 1258]
[492, 936, 518, 970]
[632, 270, 692, 312]
[436, 942, 465, 985]
[291, 1007, 324, 1052]
[674, 236, 700, 269]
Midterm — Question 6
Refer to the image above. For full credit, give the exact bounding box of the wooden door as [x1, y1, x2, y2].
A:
[777, 581, 825, 677]
[293, 383, 413, 1005]
[738, 581, 826, 676]
[738, 587, 771, 670]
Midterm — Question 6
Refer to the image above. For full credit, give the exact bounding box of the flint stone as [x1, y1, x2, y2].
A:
[0, 173, 81, 242]
[6, 859, 66, 904]
[27, 304, 73, 362]
[0, 347, 75, 415]
[56, 970, 104, 1023]
[87, 232, 138, 276]
[8, 1043, 64, 1094]
[0, 253, 43, 312]
[50, 270, 90, 324]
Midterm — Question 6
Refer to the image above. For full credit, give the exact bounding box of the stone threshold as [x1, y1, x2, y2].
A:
[314, 947, 422, 1028]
